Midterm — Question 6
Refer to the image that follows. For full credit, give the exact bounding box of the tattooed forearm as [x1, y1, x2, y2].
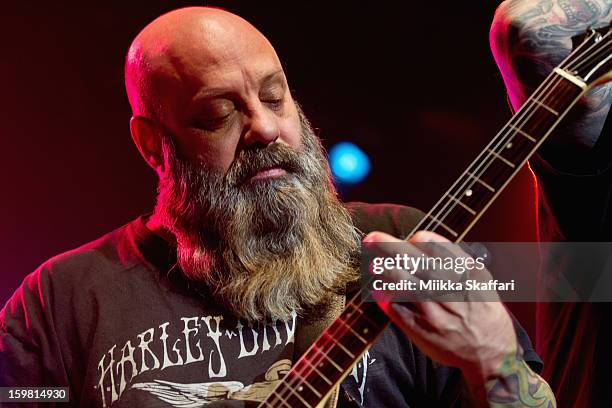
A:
[486, 351, 556, 408]
[491, 0, 611, 152]
[463, 348, 557, 408]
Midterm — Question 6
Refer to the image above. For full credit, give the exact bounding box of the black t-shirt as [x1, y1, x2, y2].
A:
[0, 202, 541, 407]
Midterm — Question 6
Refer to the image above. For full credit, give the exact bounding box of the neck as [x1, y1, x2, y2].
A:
[145, 212, 177, 244]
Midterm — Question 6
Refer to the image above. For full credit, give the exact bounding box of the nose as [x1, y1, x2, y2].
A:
[242, 104, 280, 147]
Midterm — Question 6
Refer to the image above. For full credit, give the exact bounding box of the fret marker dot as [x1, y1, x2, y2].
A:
[363, 328, 369, 334]
[298, 386, 303, 392]
[506, 142, 513, 149]
[319, 362, 323, 367]
[465, 189, 473, 197]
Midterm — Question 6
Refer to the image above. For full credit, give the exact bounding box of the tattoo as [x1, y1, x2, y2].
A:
[486, 348, 557, 408]
[492, 0, 612, 149]
[509, 0, 611, 77]
[558, 0, 601, 25]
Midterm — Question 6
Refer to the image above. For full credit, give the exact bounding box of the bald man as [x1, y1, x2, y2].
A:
[0, 7, 555, 408]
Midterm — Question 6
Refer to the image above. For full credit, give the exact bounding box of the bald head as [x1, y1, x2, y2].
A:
[125, 7, 280, 121]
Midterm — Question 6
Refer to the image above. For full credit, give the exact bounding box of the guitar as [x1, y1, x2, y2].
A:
[260, 24, 612, 408]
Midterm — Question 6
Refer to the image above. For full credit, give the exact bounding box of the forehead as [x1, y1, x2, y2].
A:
[163, 19, 284, 92]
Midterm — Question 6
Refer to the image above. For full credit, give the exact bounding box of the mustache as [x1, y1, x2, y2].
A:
[226, 142, 306, 187]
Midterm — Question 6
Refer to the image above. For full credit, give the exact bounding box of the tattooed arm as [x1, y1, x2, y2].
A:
[490, 0, 611, 159]
[462, 345, 556, 408]
[488, 3, 611, 407]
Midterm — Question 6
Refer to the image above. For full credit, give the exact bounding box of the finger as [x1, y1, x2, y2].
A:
[384, 302, 437, 340]
[364, 231, 427, 278]
[408, 230, 450, 244]
[369, 259, 425, 304]
[410, 230, 467, 260]
[365, 231, 470, 300]
[364, 231, 423, 258]
[363, 231, 404, 244]
[409, 231, 492, 289]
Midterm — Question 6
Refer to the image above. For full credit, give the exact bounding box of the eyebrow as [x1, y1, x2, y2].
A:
[259, 69, 286, 88]
[192, 69, 286, 101]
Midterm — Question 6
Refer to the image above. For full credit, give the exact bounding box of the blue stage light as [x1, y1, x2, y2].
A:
[329, 142, 370, 184]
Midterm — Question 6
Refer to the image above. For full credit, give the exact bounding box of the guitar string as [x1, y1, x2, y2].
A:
[262, 29, 606, 408]
[570, 30, 611, 73]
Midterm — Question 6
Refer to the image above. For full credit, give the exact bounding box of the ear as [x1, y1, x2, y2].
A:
[130, 116, 165, 174]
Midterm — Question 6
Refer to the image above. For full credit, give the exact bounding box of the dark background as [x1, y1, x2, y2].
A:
[0, 1, 537, 333]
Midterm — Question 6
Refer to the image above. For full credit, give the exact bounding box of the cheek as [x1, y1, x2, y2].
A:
[279, 105, 303, 150]
[178, 128, 240, 172]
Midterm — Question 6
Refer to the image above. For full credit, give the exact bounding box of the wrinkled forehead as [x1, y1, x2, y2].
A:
[148, 17, 283, 100]
[174, 27, 281, 86]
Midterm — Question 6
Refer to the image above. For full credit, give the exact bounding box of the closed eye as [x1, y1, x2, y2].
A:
[192, 113, 232, 131]
[263, 98, 283, 111]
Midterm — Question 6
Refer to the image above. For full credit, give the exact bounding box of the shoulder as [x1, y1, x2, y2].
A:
[2, 219, 145, 317]
[40, 219, 143, 282]
[345, 202, 425, 239]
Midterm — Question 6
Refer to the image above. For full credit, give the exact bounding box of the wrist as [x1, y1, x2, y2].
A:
[461, 340, 521, 388]
[461, 346, 524, 406]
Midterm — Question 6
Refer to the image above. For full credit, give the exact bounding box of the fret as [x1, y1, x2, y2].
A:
[268, 389, 293, 408]
[486, 148, 515, 168]
[301, 358, 332, 385]
[423, 214, 458, 237]
[281, 383, 313, 407]
[307, 336, 356, 371]
[301, 342, 347, 375]
[336, 317, 368, 344]
[345, 302, 380, 328]
[508, 124, 536, 142]
[298, 375, 323, 398]
[347, 299, 390, 328]
[448, 194, 476, 215]
[322, 330, 355, 358]
[280, 371, 322, 405]
[319, 351, 343, 372]
[466, 172, 495, 192]
[532, 99, 559, 116]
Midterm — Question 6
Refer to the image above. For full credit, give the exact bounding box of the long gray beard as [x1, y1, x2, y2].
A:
[154, 109, 361, 321]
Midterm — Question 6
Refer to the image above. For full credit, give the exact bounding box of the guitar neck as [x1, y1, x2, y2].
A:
[409, 69, 585, 243]
[261, 63, 592, 408]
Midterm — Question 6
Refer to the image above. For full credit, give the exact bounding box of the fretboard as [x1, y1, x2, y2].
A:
[260, 70, 588, 408]
[409, 70, 585, 242]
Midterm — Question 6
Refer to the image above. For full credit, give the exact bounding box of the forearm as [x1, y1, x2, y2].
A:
[462, 349, 556, 408]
